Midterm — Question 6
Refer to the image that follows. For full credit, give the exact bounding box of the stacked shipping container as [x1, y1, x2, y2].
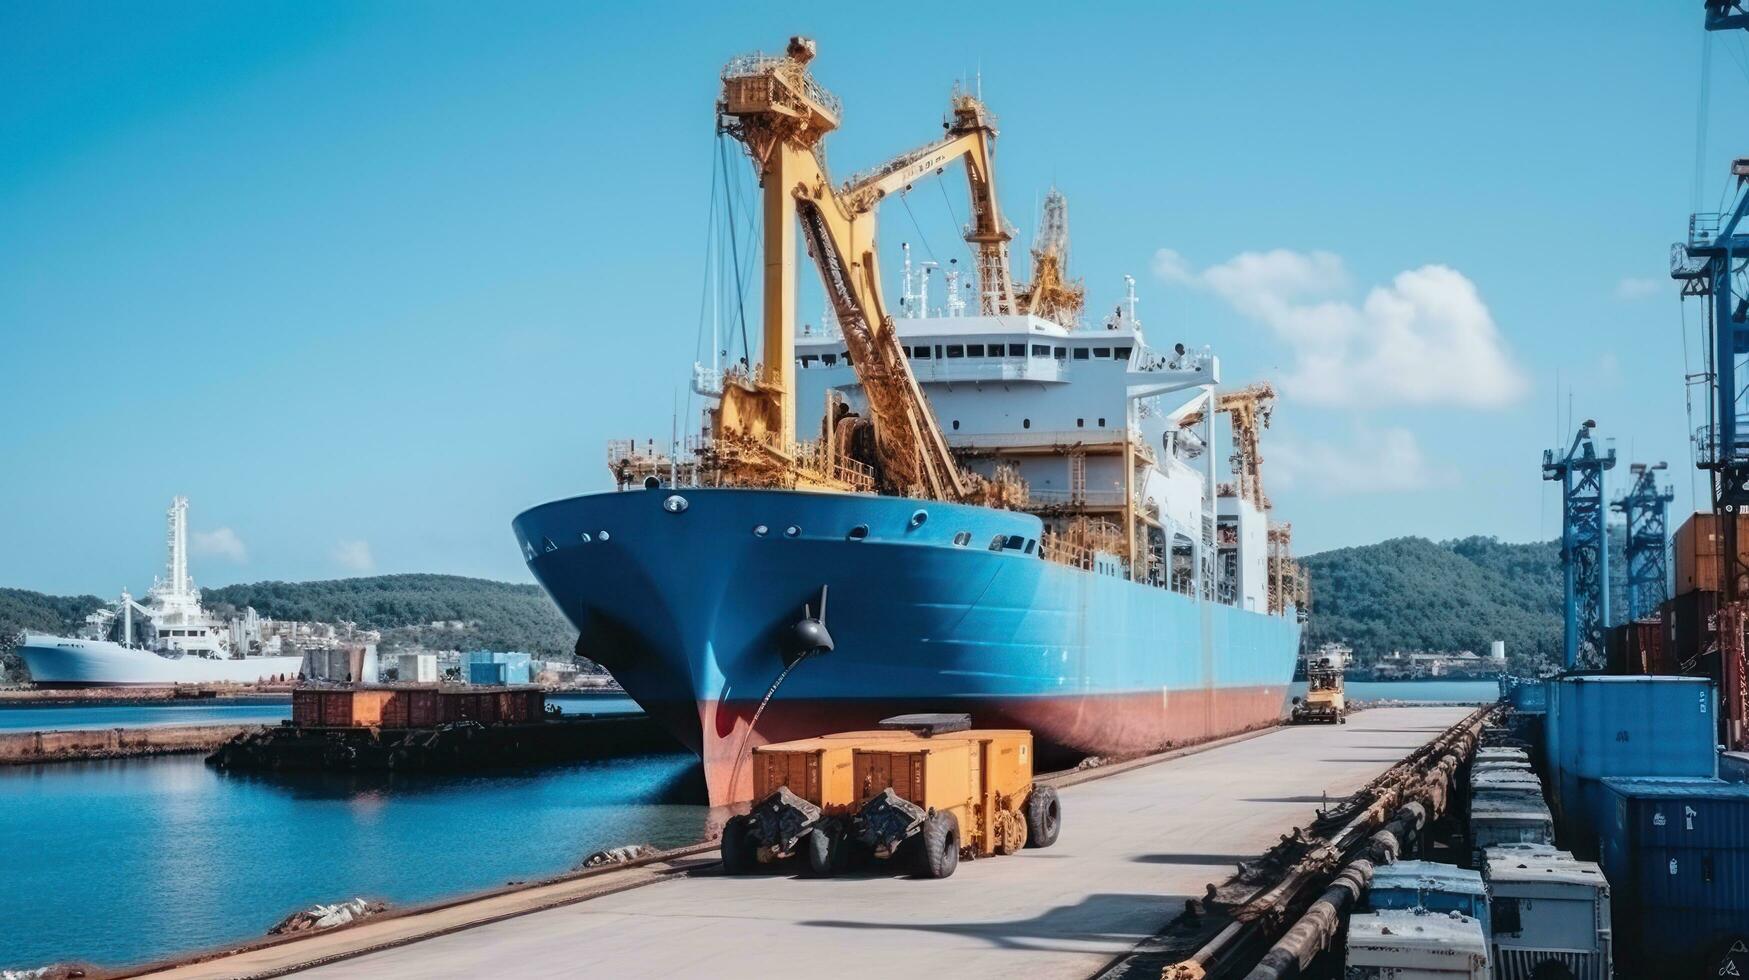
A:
[1598, 778, 1749, 978]
[1543, 676, 1719, 854]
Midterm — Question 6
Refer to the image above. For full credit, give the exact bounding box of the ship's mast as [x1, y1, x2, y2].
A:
[165, 496, 191, 599]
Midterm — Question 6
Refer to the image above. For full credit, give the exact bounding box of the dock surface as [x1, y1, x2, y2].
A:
[140, 706, 1471, 980]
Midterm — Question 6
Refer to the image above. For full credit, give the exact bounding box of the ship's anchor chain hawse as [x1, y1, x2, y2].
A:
[726, 586, 836, 802]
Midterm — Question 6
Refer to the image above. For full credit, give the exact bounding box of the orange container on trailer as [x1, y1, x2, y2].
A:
[752, 732, 926, 813]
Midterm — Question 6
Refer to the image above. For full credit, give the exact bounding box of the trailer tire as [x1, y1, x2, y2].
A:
[801, 827, 835, 878]
[1025, 785, 1062, 848]
[913, 810, 960, 879]
[720, 814, 755, 875]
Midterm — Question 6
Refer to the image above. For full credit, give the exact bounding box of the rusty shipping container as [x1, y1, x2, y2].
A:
[407, 688, 439, 727]
[1609, 619, 1667, 675]
[1673, 512, 1749, 597]
[1662, 589, 1720, 677]
[291, 689, 323, 726]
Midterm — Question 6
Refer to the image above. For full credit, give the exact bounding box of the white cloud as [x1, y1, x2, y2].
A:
[1614, 276, 1661, 301]
[1153, 249, 1528, 409]
[190, 527, 246, 562]
[332, 539, 375, 573]
[1269, 426, 1451, 495]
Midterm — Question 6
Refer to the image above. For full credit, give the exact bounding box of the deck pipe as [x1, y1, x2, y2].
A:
[1162, 705, 1493, 980]
[1237, 721, 1484, 980]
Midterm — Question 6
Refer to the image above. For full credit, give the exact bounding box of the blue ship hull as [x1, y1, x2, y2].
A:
[514, 488, 1300, 804]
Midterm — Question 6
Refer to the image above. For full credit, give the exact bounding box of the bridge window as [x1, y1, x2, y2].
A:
[1024, 539, 1037, 555]
[988, 345, 1005, 359]
[821, 353, 837, 366]
[1093, 347, 1111, 358]
[967, 343, 985, 356]
[800, 355, 817, 368]
[1008, 343, 1025, 357]
[1115, 346, 1132, 360]
[953, 531, 971, 546]
[914, 346, 932, 359]
[946, 345, 965, 358]
[1032, 344, 1049, 357]
[843, 352, 853, 366]
[989, 534, 1006, 551]
[1073, 348, 1091, 360]
[1054, 346, 1067, 360]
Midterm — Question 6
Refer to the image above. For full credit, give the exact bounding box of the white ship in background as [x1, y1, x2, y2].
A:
[16, 497, 303, 687]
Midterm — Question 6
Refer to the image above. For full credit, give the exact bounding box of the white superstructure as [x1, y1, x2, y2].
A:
[15, 497, 303, 687]
[794, 290, 1276, 612]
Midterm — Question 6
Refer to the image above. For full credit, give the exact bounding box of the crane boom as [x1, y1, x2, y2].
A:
[714, 37, 1019, 501]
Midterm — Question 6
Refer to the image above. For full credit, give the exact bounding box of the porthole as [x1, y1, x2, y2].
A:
[785, 525, 801, 538]
[753, 524, 769, 537]
[662, 494, 689, 514]
[953, 531, 971, 546]
[598, 530, 611, 542]
[989, 534, 1006, 551]
[909, 509, 928, 528]
[1023, 418, 1031, 429]
[579, 532, 592, 543]
[847, 524, 869, 540]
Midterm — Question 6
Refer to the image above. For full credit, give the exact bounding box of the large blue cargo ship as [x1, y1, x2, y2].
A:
[515, 489, 1299, 804]
[515, 37, 1305, 804]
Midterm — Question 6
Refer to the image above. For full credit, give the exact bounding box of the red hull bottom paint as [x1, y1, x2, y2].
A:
[684, 686, 1291, 805]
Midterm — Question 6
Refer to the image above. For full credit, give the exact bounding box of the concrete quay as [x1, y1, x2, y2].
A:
[130, 705, 1472, 980]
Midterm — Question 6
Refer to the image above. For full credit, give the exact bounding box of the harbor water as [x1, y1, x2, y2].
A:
[0, 749, 705, 971]
[1289, 678, 1499, 704]
[0, 691, 639, 732]
[0, 683, 1481, 971]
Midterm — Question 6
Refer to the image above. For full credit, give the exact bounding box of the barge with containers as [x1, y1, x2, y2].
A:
[514, 38, 1305, 805]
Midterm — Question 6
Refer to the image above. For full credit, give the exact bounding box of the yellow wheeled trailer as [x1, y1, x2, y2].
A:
[723, 717, 1061, 878]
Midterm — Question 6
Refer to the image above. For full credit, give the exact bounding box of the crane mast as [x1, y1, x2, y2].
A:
[713, 37, 1022, 502]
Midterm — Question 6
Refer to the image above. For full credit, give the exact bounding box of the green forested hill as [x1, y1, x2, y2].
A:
[1301, 536, 1563, 670]
[1, 575, 586, 679]
[6, 540, 1573, 681]
[199, 574, 581, 661]
[0, 588, 108, 672]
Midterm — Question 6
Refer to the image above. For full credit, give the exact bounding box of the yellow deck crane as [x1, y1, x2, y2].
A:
[1182, 382, 1307, 614]
[710, 37, 1022, 504]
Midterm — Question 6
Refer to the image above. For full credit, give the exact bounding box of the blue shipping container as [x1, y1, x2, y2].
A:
[1598, 778, 1749, 976]
[1507, 679, 1548, 714]
[1550, 677, 1717, 812]
[468, 662, 506, 685]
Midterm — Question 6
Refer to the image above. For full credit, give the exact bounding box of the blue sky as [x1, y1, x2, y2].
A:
[0, 1, 1738, 595]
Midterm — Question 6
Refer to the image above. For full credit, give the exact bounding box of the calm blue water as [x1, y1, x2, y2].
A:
[1289, 678, 1500, 703]
[0, 750, 706, 971]
[0, 692, 639, 732]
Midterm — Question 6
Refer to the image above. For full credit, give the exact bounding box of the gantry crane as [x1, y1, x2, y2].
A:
[1542, 421, 1616, 669]
[1612, 462, 1673, 623]
[712, 37, 1022, 502]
